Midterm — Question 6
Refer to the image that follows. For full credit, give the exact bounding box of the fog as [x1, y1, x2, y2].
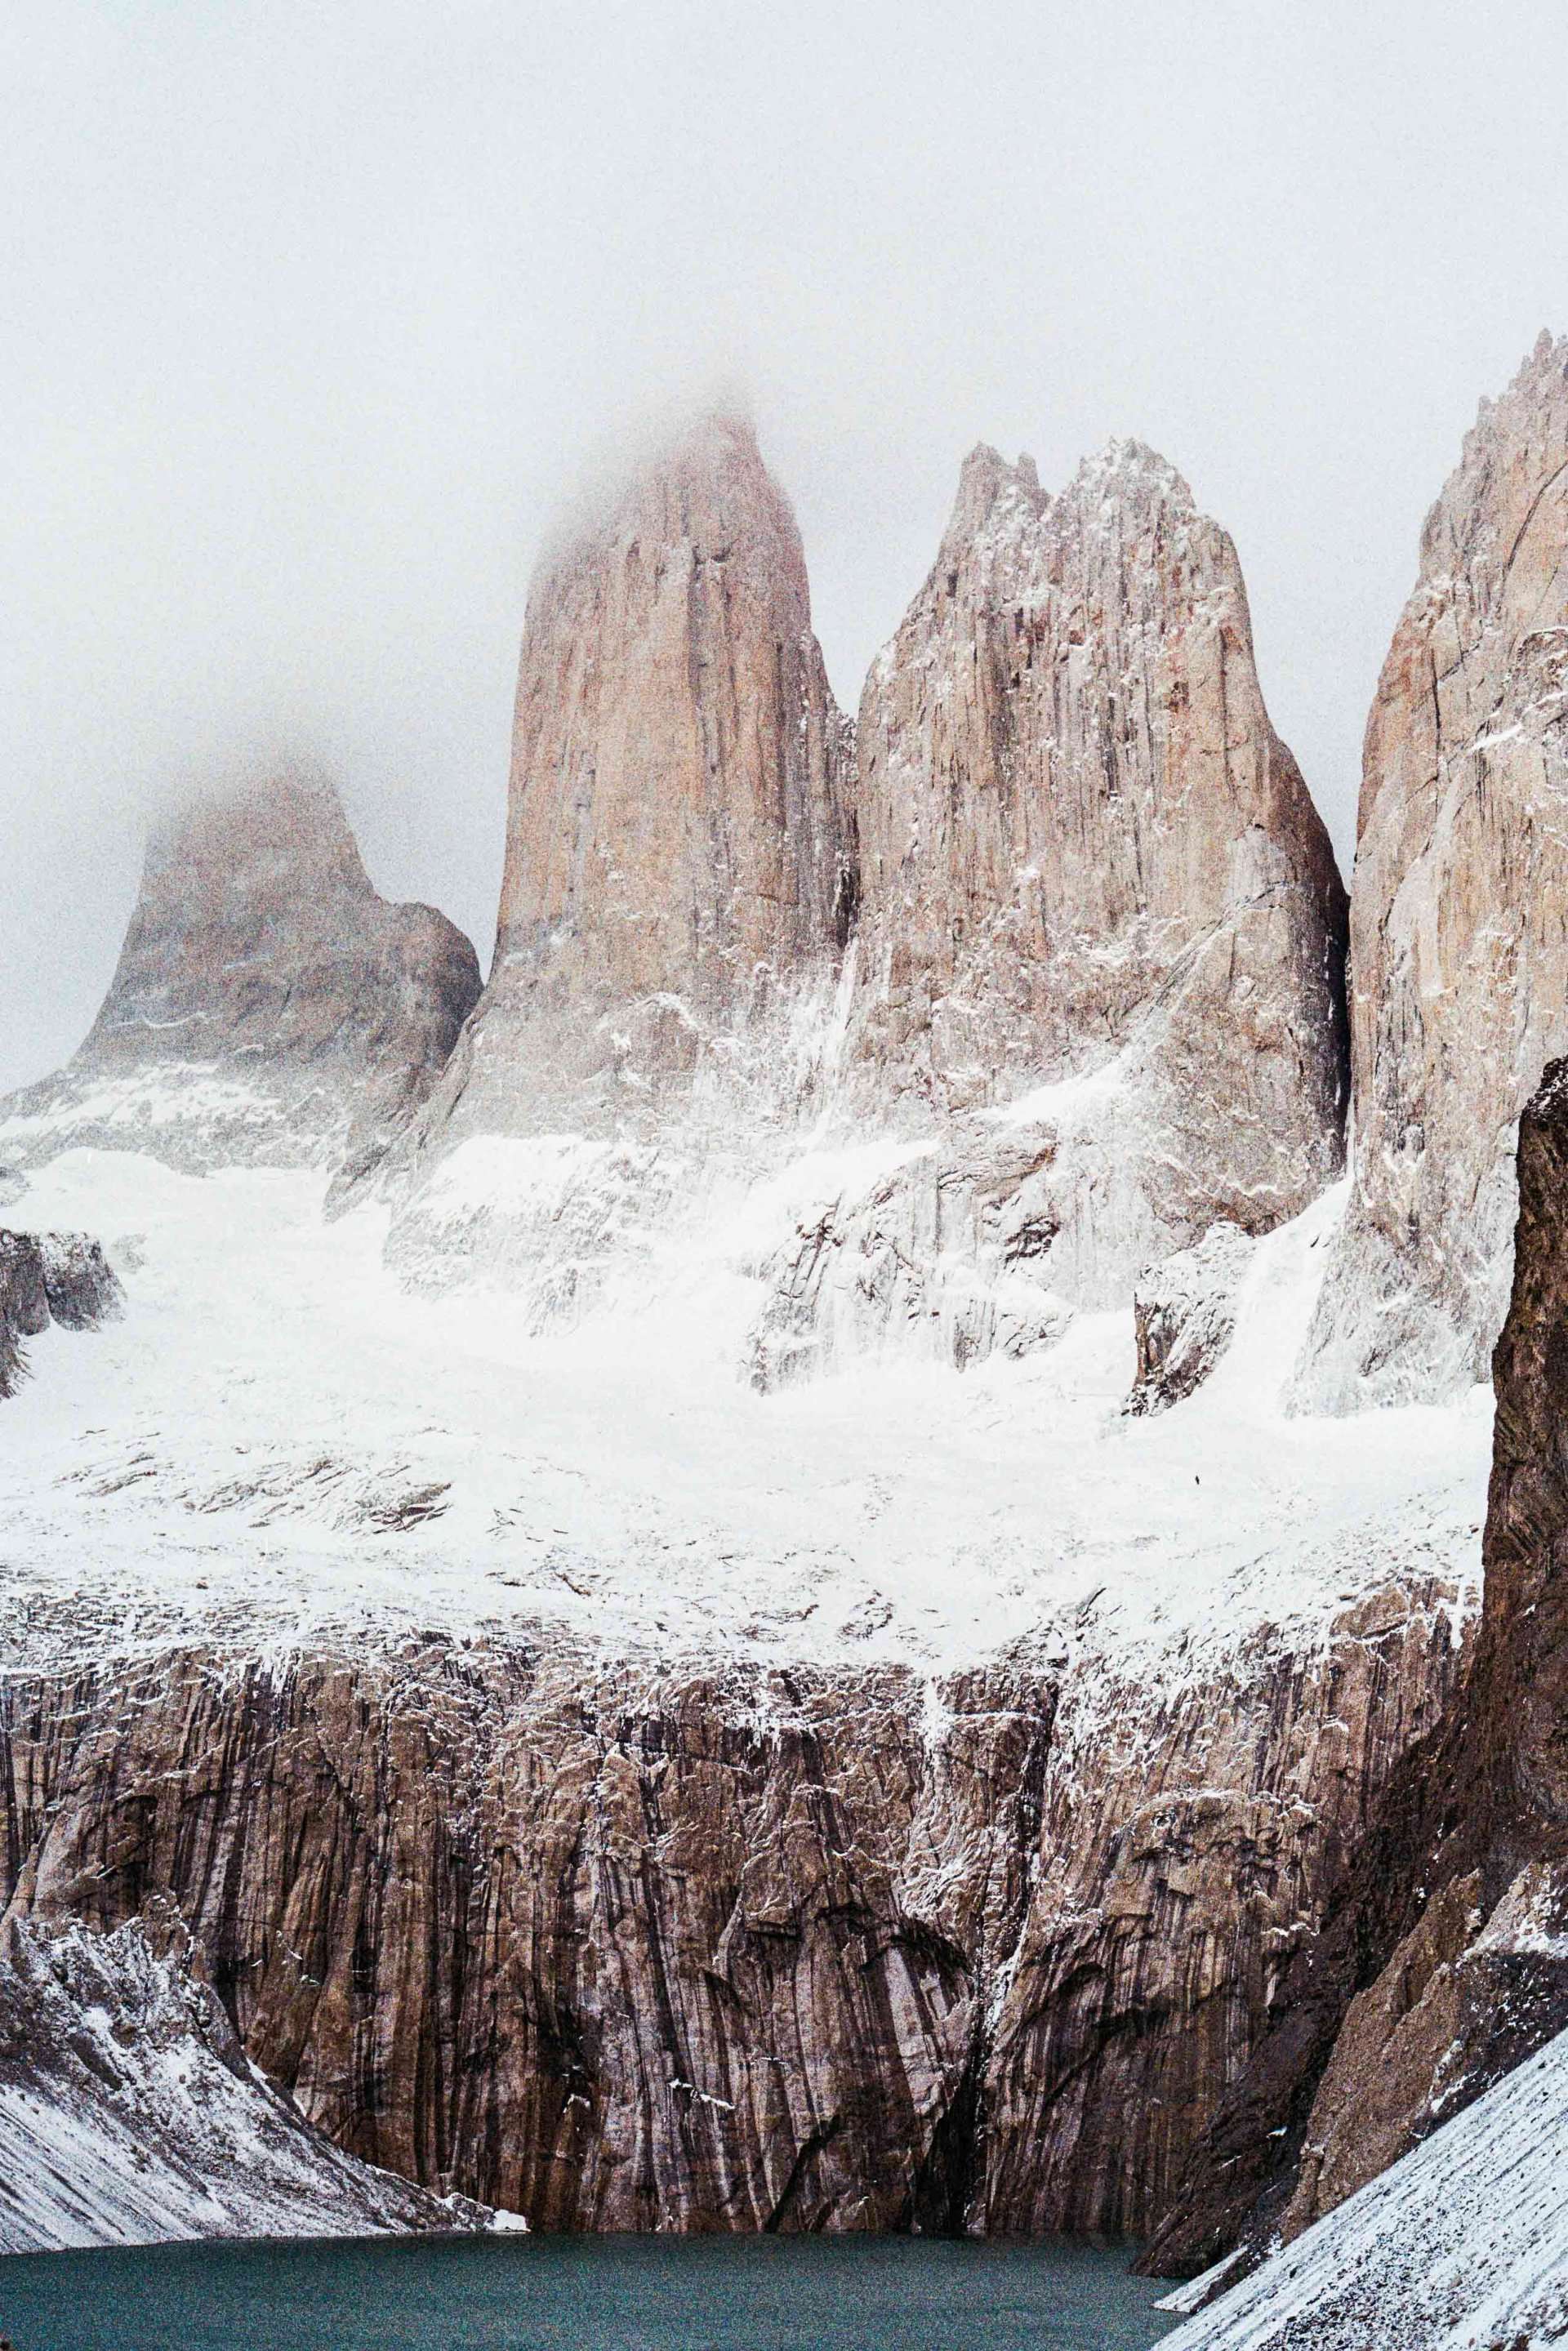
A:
[4, 0, 1566, 1092]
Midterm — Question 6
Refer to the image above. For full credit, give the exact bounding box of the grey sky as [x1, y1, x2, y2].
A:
[4, 0, 1566, 1093]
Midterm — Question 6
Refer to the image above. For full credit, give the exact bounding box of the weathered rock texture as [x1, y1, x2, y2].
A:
[0, 1574, 1465, 2239]
[0, 1228, 120, 1397]
[744, 441, 1348, 1377]
[388, 410, 856, 1302]
[1125, 1224, 1254, 1417]
[1297, 332, 1568, 1409]
[1145, 1053, 1568, 2284]
[0, 773, 481, 1178]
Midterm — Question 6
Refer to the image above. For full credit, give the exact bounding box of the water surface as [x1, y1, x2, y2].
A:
[0, 2231, 1179, 2350]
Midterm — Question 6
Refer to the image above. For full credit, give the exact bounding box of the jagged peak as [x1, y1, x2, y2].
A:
[1058, 435, 1197, 523]
[937, 442, 1049, 570]
[1420, 330, 1568, 581]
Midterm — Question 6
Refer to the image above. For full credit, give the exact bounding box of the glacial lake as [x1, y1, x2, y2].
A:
[0, 2232, 1180, 2349]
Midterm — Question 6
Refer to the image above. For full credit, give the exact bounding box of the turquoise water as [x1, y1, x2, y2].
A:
[0, 2233, 1178, 2350]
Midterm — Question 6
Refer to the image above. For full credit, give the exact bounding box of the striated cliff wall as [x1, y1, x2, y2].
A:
[744, 439, 1347, 1380]
[0, 1567, 1466, 2239]
[385, 411, 857, 1305]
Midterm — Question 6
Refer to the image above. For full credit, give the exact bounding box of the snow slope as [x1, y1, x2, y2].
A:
[1159, 2024, 1568, 2349]
[0, 1143, 1488, 1688]
[0, 1917, 492, 2255]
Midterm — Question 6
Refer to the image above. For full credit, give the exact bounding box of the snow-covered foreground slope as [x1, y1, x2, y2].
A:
[1159, 2023, 1568, 2349]
[0, 1917, 493, 2255]
[0, 1147, 1489, 1682]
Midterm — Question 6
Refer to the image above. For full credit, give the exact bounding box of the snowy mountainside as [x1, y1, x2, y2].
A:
[0, 1915, 493, 2255]
[1159, 2020, 1568, 2350]
[0, 1143, 1488, 1688]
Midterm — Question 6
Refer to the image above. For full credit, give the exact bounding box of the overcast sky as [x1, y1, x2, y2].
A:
[3, 1, 1566, 1092]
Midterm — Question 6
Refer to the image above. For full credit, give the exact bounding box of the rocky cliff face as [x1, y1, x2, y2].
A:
[0, 1565, 1465, 2241]
[743, 441, 1348, 1377]
[387, 412, 855, 1302]
[1146, 1053, 1568, 2284]
[0, 773, 481, 1177]
[1297, 332, 1568, 1409]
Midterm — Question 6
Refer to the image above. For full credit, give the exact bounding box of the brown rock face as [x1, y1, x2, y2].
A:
[745, 442, 1348, 1365]
[1297, 331, 1568, 1409]
[415, 412, 855, 1151]
[850, 443, 1346, 1131]
[0, 1574, 1464, 2239]
[0, 773, 481, 1176]
[1144, 1053, 1568, 2282]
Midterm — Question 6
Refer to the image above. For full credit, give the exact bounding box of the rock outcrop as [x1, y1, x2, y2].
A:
[0, 773, 481, 1178]
[745, 440, 1348, 1378]
[0, 1227, 120, 1397]
[0, 1564, 1465, 2240]
[1297, 332, 1568, 1409]
[1125, 1224, 1254, 1417]
[388, 411, 855, 1303]
[1145, 1053, 1568, 2284]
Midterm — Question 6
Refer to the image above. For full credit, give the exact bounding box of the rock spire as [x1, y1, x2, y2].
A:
[1297, 330, 1568, 1408]
[0, 772, 481, 1174]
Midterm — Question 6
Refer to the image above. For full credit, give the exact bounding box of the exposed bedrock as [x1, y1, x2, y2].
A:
[383, 411, 858, 1302]
[1145, 1053, 1568, 2285]
[0, 1227, 121, 1398]
[387, 409, 856, 1298]
[1, 1576, 1464, 2237]
[0, 772, 481, 1178]
[1296, 330, 1568, 1411]
[745, 439, 1348, 1377]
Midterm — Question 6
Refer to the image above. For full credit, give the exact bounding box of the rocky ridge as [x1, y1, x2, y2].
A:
[0, 772, 481, 1179]
[386, 421, 1348, 1386]
[1297, 331, 1568, 1409]
[0, 1560, 1465, 2239]
[745, 441, 1349, 1382]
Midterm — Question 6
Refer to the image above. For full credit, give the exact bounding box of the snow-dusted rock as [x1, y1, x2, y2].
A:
[1127, 1224, 1255, 1416]
[388, 410, 856, 1302]
[1297, 331, 1568, 1410]
[1146, 1053, 1568, 2288]
[0, 1227, 120, 1397]
[0, 772, 481, 1178]
[742, 1120, 1068, 1387]
[0, 1910, 491, 2253]
[1159, 2019, 1568, 2350]
[37, 1230, 122, 1330]
[829, 440, 1348, 1318]
[0, 1146, 1486, 2243]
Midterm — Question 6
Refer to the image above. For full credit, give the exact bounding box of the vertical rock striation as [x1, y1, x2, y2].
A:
[0, 1574, 1466, 2240]
[1297, 331, 1568, 1409]
[388, 410, 856, 1303]
[748, 440, 1348, 1375]
[0, 773, 481, 1177]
